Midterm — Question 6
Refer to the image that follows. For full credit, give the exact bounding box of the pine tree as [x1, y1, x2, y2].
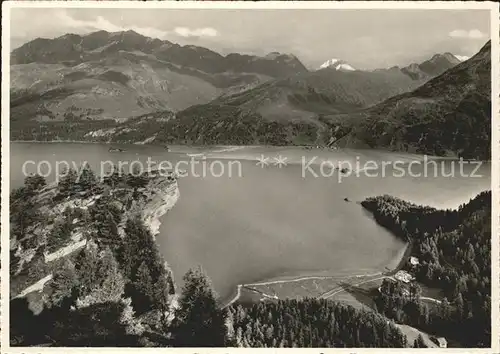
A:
[77, 164, 97, 194]
[98, 248, 125, 298]
[235, 327, 244, 347]
[10, 184, 40, 241]
[122, 218, 156, 274]
[49, 259, 79, 307]
[76, 248, 125, 308]
[129, 261, 156, 314]
[153, 271, 172, 312]
[164, 261, 176, 294]
[105, 165, 126, 188]
[225, 309, 236, 346]
[47, 213, 73, 252]
[24, 174, 46, 192]
[413, 334, 427, 348]
[454, 292, 465, 319]
[120, 297, 145, 336]
[136, 261, 154, 300]
[127, 164, 149, 190]
[58, 167, 78, 196]
[172, 267, 227, 347]
[76, 241, 101, 297]
[90, 197, 121, 249]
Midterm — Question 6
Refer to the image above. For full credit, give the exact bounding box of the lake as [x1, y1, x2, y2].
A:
[10, 142, 491, 303]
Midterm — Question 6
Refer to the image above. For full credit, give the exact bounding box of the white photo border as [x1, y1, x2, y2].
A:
[1, 1, 499, 352]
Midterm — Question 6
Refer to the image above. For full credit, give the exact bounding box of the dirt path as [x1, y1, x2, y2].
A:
[420, 296, 442, 304]
[222, 272, 384, 308]
[245, 272, 383, 287]
[222, 268, 442, 312]
[222, 228, 420, 308]
[222, 285, 242, 309]
[321, 276, 387, 299]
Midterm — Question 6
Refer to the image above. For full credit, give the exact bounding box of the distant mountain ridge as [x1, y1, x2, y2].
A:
[132, 42, 490, 156]
[334, 41, 491, 159]
[400, 52, 462, 81]
[11, 30, 308, 78]
[137, 49, 472, 146]
[10, 30, 489, 159]
[316, 52, 462, 81]
[368, 53, 463, 82]
[11, 30, 466, 122]
[10, 30, 308, 120]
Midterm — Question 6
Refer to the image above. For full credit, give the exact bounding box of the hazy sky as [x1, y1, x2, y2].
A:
[10, 8, 490, 69]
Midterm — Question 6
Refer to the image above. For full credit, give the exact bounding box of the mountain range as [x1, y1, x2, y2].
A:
[10, 30, 305, 119]
[319, 53, 466, 81]
[12, 30, 307, 78]
[10, 30, 491, 159]
[338, 41, 491, 159]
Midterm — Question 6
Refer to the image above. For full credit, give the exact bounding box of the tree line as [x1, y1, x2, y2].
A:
[362, 191, 491, 347]
[227, 299, 408, 347]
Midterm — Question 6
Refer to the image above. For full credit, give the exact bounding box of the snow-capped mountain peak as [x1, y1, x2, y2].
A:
[454, 54, 470, 62]
[318, 58, 356, 71]
[319, 58, 341, 68]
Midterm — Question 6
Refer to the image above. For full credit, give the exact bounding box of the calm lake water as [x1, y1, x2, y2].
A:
[10, 143, 491, 302]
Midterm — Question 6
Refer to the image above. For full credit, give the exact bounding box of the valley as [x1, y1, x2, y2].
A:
[7, 7, 493, 349]
[10, 30, 490, 159]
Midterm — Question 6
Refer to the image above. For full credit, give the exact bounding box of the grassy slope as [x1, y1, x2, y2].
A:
[197, 66, 423, 120]
[134, 67, 423, 146]
[10, 52, 223, 120]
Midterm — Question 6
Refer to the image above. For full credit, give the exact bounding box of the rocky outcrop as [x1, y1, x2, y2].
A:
[11, 170, 180, 299]
[127, 174, 180, 237]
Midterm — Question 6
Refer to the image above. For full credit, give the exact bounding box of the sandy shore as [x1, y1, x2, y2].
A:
[221, 241, 410, 308]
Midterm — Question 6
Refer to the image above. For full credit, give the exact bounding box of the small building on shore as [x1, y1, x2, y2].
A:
[431, 336, 447, 348]
[410, 256, 420, 266]
[394, 270, 414, 283]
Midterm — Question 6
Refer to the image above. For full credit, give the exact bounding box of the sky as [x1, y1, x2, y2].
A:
[9, 8, 491, 70]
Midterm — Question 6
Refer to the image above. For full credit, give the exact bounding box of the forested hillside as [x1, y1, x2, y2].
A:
[227, 299, 408, 347]
[340, 41, 491, 159]
[362, 191, 491, 347]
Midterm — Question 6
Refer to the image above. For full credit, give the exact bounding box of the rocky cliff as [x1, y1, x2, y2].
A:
[10, 169, 180, 302]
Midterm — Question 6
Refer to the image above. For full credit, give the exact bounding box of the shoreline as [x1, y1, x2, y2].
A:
[221, 241, 411, 308]
[10, 141, 489, 163]
[139, 180, 180, 238]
